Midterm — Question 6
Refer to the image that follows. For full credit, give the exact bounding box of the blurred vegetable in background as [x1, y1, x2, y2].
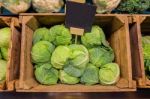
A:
[93, 0, 121, 13]
[117, 0, 150, 14]
[142, 36, 150, 79]
[32, 0, 64, 13]
[1, 0, 31, 14]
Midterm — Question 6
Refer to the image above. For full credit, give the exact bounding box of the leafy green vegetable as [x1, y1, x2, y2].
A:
[33, 28, 50, 45]
[34, 63, 59, 85]
[1, 47, 8, 60]
[99, 63, 120, 85]
[49, 25, 72, 46]
[80, 63, 99, 85]
[142, 36, 150, 78]
[81, 25, 108, 48]
[0, 60, 7, 84]
[89, 46, 114, 67]
[59, 70, 79, 84]
[117, 0, 150, 14]
[31, 41, 55, 64]
[0, 27, 11, 48]
[51, 46, 71, 69]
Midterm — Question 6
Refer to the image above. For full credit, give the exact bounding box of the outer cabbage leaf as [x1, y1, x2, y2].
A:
[31, 41, 55, 63]
[1, 47, 8, 60]
[89, 46, 114, 67]
[80, 63, 99, 85]
[99, 63, 120, 85]
[35, 63, 59, 85]
[59, 70, 79, 84]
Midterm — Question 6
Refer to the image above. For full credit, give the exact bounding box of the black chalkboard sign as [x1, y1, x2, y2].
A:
[65, 1, 96, 33]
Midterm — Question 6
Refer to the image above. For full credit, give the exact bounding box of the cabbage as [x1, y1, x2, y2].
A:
[2, 0, 31, 14]
[142, 36, 150, 78]
[99, 63, 120, 85]
[80, 63, 99, 85]
[33, 28, 50, 45]
[0, 60, 7, 84]
[63, 44, 89, 77]
[34, 63, 59, 85]
[32, 0, 64, 13]
[31, 41, 55, 63]
[51, 44, 89, 76]
[0, 27, 11, 48]
[89, 46, 114, 67]
[49, 25, 72, 46]
[51, 46, 71, 69]
[59, 70, 79, 84]
[1, 47, 8, 60]
[81, 25, 108, 48]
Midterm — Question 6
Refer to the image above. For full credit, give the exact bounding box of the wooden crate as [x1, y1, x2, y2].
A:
[0, 17, 20, 91]
[17, 14, 136, 92]
[130, 15, 150, 88]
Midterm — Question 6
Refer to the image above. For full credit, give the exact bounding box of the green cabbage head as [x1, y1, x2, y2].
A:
[49, 25, 72, 46]
[80, 63, 99, 85]
[31, 41, 55, 63]
[1, 47, 8, 60]
[81, 25, 108, 48]
[64, 44, 89, 77]
[59, 70, 79, 84]
[51, 46, 71, 69]
[51, 44, 89, 77]
[99, 63, 120, 85]
[33, 28, 50, 45]
[89, 46, 114, 67]
[0, 27, 11, 48]
[34, 63, 59, 85]
[0, 60, 7, 84]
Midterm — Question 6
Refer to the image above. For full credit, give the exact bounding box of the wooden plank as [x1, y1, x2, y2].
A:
[0, 17, 21, 91]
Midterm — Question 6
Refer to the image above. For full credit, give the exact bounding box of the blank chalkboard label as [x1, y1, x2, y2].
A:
[65, 1, 96, 34]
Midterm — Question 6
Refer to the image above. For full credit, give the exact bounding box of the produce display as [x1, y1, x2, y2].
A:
[32, 0, 64, 13]
[31, 25, 120, 86]
[93, 0, 121, 13]
[117, 0, 150, 14]
[142, 36, 150, 79]
[0, 27, 10, 84]
[1, 0, 31, 14]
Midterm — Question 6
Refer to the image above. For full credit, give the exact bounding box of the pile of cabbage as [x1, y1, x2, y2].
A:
[142, 36, 150, 79]
[0, 27, 10, 84]
[31, 25, 120, 85]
